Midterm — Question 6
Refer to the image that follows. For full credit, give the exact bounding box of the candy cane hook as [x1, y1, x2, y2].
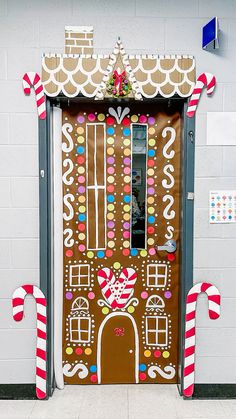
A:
[183, 282, 220, 398]
[22, 72, 46, 119]
[12, 285, 47, 399]
[186, 72, 216, 118]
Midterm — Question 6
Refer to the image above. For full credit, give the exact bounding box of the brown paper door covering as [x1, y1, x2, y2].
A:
[62, 102, 182, 385]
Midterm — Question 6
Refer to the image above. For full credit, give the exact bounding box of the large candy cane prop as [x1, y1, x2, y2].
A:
[12, 285, 47, 399]
[22, 72, 46, 119]
[186, 73, 216, 117]
[183, 282, 220, 398]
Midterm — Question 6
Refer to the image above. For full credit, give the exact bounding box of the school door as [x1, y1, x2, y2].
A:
[62, 101, 181, 385]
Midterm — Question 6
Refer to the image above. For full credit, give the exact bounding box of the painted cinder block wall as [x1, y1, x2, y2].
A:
[0, 0, 235, 384]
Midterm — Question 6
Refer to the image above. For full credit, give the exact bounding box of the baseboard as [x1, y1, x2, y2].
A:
[186, 384, 236, 399]
[0, 384, 37, 400]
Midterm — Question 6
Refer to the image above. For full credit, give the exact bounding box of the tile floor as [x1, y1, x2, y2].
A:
[1, 384, 236, 419]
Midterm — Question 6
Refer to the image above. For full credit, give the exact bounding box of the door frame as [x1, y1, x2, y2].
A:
[38, 97, 195, 396]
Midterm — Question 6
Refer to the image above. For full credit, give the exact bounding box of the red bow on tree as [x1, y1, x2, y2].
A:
[113, 70, 125, 93]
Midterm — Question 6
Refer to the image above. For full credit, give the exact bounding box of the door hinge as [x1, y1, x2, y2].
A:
[187, 192, 194, 200]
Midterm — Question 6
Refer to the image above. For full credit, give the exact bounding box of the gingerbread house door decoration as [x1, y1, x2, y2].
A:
[40, 26, 195, 386]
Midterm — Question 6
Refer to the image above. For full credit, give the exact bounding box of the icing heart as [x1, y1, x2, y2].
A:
[97, 267, 137, 309]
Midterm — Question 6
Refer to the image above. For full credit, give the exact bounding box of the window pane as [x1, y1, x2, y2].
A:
[131, 124, 147, 249]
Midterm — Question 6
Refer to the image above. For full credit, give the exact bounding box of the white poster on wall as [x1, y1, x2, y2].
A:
[209, 190, 236, 223]
[207, 112, 236, 145]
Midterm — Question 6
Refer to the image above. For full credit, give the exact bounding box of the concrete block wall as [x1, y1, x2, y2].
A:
[0, 0, 235, 384]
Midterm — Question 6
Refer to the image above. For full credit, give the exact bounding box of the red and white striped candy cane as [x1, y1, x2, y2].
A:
[186, 72, 216, 118]
[183, 282, 220, 398]
[12, 284, 47, 399]
[22, 72, 46, 119]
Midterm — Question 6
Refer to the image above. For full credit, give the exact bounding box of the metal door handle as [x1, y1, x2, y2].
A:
[156, 239, 177, 253]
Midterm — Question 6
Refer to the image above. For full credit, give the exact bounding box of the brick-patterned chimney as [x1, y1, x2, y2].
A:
[65, 26, 94, 54]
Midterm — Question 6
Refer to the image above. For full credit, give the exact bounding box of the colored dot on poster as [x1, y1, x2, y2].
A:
[107, 167, 115, 175]
[77, 146, 85, 154]
[107, 185, 115, 193]
[123, 231, 130, 239]
[107, 137, 115, 145]
[108, 221, 115, 228]
[106, 249, 113, 257]
[87, 251, 94, 259]
[107, 147, 114, 155]
[147, 159, 155, 167]
[122, 117, 130, 126]
[123, 139, 130, 146]
[140, 250, 147, 257]
[77, 156, 85, 164]
[108, 240, 115, 248]
[78, 175, 85, 184]
[88, 113, 96, 122]
[128, 306, 135, 313]
[123, 240, 130, 248]
[77, 136, 85, 144]
[139, 363, 147, 371]
[78, 186, 85, 193]
[148, 116, 155, 125]
[124, 204, 130, 212]
[77, 115, 85, 123]
[107, 127, 115, 135]
[147, 168, 154, 176]
[154, 350, 161, 358]
[148, 207, 155, 214]
[107, 195, 115, 202]
[124, 175, 131, 183]
[107, 204, 114, 211]
[107, 212, 114, 220]
[123, 222, 130, 229]
[164, 291, 172, 299]
[66, 292, 73, 300]
[124, 185, 131, 193]
[88, 291, 95, 300]
[123, 249, 130, 256]
[78, 214, 86, 222]
[124, 157, 131, 165]
[124, 195, 131, 203]
[77, 126, 84, 135]
[147, 187, 155, 195]
[107, 176, 115, 184]
[98, 113, 105, 121]
[124, 167, 131, 175]
[78, 244, 85, 252]
[148, 226, 155, 234]
[90, 374, 98, 383]
[77, 166, 85, 174]
[107, 116, 115, 125]
[131, 248, 138, 256]
[124, 149, 131, 156]
[123, 127, 131, 136]
[66, 347, 73, 355]
[78, 224, 85, 231]
[90, 365, 97, 373]
[97, 250, 105, 258]
[139, 115, 147, 123]
[144, 350, 151, 358]
[163, 351, 170, 359]
[168, 253, 175, 262]
[148, 149, 155, 157]
[113, 261, 121, 270]
[149, 248, 156, 256]
[79, 205, 86, 213]
[65, 249, 73, 257]
[149, 138, 156, 146]
[148, 127, 155, 135]
[147, 178, 154, 186]
[85, 348, 92, 355]
[131, 115, 138, 122]
[147, 238, 154, 245]
[107, 156, 115, 164]
[75, 347, 83, 355]
[102, 307, 109, 315]
[141, 291, 148, 299]
[123, 213, 130, 221]
[147, 197, 154, 204]
[148, 216, 155, 224]
[139, 373, 147, 381]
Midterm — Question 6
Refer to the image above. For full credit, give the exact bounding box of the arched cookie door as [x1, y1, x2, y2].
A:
[97, 313, 139, 384]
